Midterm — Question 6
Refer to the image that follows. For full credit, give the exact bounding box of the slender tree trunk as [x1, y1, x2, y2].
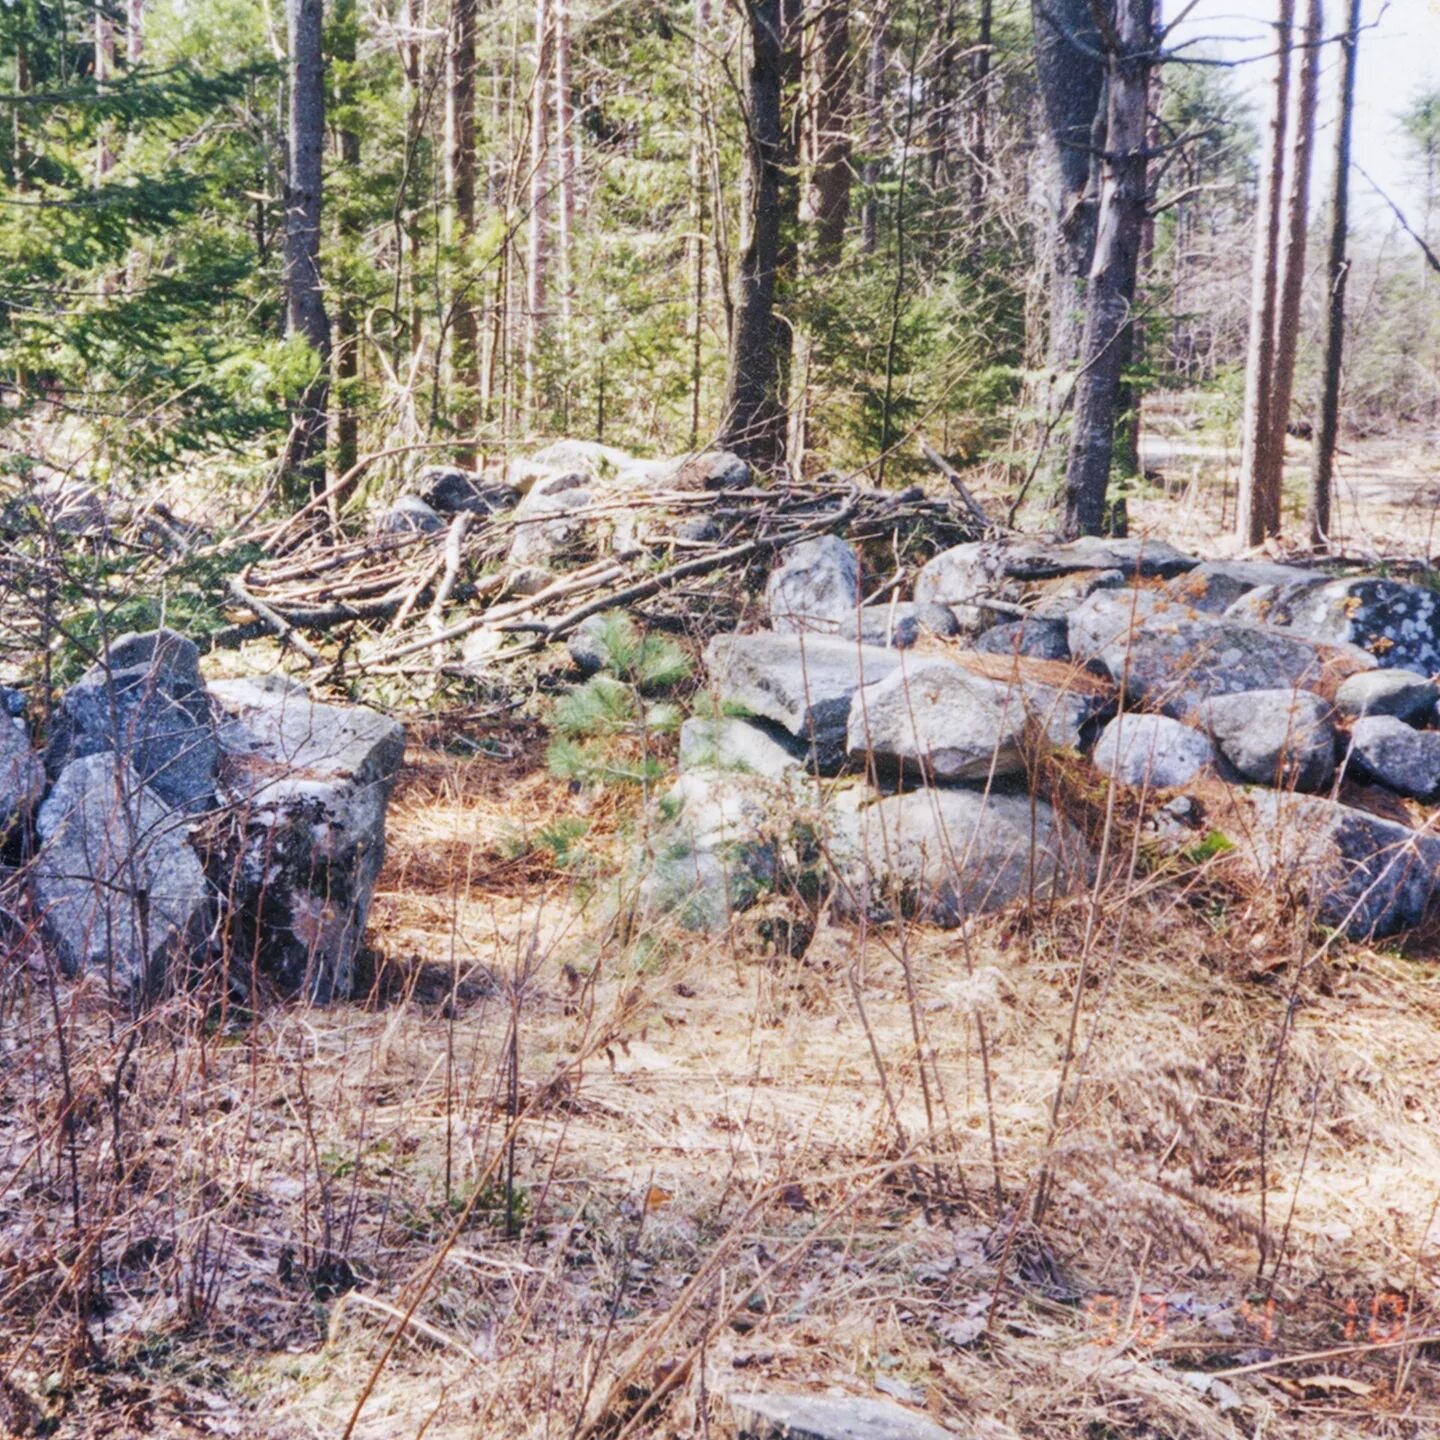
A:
[1060, 0, 1153, 538]
[687, 0, 713, 447]
[95, 4, 115, 178]
[553, 0, 575, 331]
[1236, 0, 1295, 545]
[861, 10, 884, 253]
[1259, 0, 1321, 530]
[449, 0, 479, 460]
[1309, 0, 1361, 546]
[525, 0, 552, 424]
[284, 0, 331, 496]
[333, 0, 361, 479]
[127, 0, 144, 61]
[719, 0, 797, 471]
[968, 0, 992, 228]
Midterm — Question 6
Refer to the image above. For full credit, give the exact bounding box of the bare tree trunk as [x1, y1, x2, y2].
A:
[284, 0, 331, 496]
[95, 4, 115, 178]
[554, 0, 575, 332]
[687, 0, 713, 447]
[718, 0, 797, 471]
[860, 10, 884, 254]
[127, 0, 144, 60]
[809, 0, 852, 264]
[1236, 0, 1295, 545]
[333, 0, 361, 480]
[968, 0, 992, 228]
[1259, 0, 1322, 530]
[1031, 0, 1105, 378]
[1309, 0, 1360, 547]
[1060, 0, 1153, 538]
[448, 0, 479, 460]
[525, 0, 552, 425]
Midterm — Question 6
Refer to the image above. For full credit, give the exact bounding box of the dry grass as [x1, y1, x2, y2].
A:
[2, 723, 1439, 1440]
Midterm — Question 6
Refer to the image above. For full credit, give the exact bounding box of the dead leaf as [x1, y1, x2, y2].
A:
[1302, 1375, 1375, 1397]
[644, 1185, 673, 1212]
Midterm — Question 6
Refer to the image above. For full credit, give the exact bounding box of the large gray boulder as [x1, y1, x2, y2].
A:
[973, 617, 1070, 661]
[415, 466, 518, 516]
[678, 716, 807, 779]
[0, 714, 43, 845]
[914, 536, 1194, 609]
[1092, 713, 1215, 788]
[730, 1391, 959, 1440]
[666, 450, 751, 492]
[1344, 715, 1440, 802]
[1228, 576, 1440, 673]
[1165, 559, 1329, 615]
[34, 753, 209, 994]
[838, 602, 960, 650]
[210, 678, 406, 1002]
[1068, 590, 1375, 717]
[846, 656, 1108, 782]
[1236, 791, 1440, 938]
[832, 787, 1091, 928]
[704, 633, 905, 770]
[507, 478, 593, 567]
[1334, 668, 1438, 723]
[766, 536, 861, 634]
[45, 628, 218, 814]
[1200, 689, 1337, 792]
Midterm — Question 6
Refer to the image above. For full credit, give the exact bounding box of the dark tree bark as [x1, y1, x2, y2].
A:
[968, 0, 992, 228]
[719, 0, 798, 473]
[1309, 0, 1361, 546]
[449, 0, 480, 460]
[1236, 0, 1294, 544]
[1060, 0, 1153, 538]
[860, 9, 884, 253]
[284, 0, 331, 495]
[808, 0, 852, 266]
[1032, 0, 1106, 376]
[333, 0, 361, 480]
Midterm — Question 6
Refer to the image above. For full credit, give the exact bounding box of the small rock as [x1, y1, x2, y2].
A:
[679, 716, 807, 779]
[730, 1390, 958, 1440]
[838, 603, 960, 649]
[210, 680, 405, 1002]
[507, 483, 593, 567]
[672, 514, 723, 543]
[565, 615, 613, 676]
[0, 686, 25, 719]
[34, 753, 209, 995]
[415, 466, 518, 516]
[831, 787, 1090, 928]
[0, 716, 42, 845]
[1334, 668, 1438, 723]
[847, 657, 1106, 782]
[668, 450, 751, 491]
[973, 617, 1070, 661]
[704, 633, 905, 771]
[766, 536, 862, 635]
[375, 494, 445, 534]
[45, 628, 218, 814]
[1068, 589, 1374, 717]
[1227, 576, 1440, 673]
[1092, 714, 1215, 788]
[1165, 559, 1329, 615]
[1345, 715, 1440, 801]
[1200, 689, 1336, 791]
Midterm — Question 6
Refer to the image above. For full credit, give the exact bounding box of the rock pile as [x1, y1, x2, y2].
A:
[12, 632, 404, 1002]
[638, 535, 1440, 942]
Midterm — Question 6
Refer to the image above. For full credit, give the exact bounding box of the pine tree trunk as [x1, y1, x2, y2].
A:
[525, 0, 552, 425]
[968, 0, 992, 228]
[1236, 0, 1295, 545]
[1309, 0, 1361, 546]
[334, 0, 361, 480]
[1059, 0, 1153, 538]
[861, 11, 884, 254]
[687, 0, 712, 448]
[284, 0, 331, 497]
[449, 0, 479, 460]
[95, 4, 115, 178]
[1260, 0, 1322, 532]
[127, 0, 144, 61]
[809, 0, 851, 265]
[719, 0, 796, 471]
[554, 0, 575, 332]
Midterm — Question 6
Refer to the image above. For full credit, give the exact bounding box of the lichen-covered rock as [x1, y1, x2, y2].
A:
[666, 450, 751, 491]
[34, 753, 209, 995]
[0, 714, 42, 845]
[507, 480, 593, 567]
[565, 614, 612, 676]
[45, 628, 218, 814]
[704, 633, 905, 771]
[210, 678, 405, 1002]
[1068, 590, 1374, 717]
[414, 466, 518, 515]
[1235, 791, 1440, 938]
[766, 536, 861, 635]
[678, 716, 807, 779]
[838, 602, 959, 649]
[973, 617, 1071, 661]
[846, 656, 1108, 782]
[1092, 714, 1215, 788]
[375, 494, 445, 534]
[1344, 715, 1440, 801]
[1199, 689, 1336, 791]
[831, 787, 1091, 928]
[914, 536, 1194, 608]
[1165, 559, 1328, 615]
[1334, 668, 1438, 723]
[1227, 576, 1440, 672]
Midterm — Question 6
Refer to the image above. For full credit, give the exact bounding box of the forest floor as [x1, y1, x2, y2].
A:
[5, 422, 1440, 1439]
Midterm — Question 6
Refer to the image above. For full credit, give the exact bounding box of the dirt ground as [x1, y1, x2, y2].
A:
[4, 424, 1440, 1439]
